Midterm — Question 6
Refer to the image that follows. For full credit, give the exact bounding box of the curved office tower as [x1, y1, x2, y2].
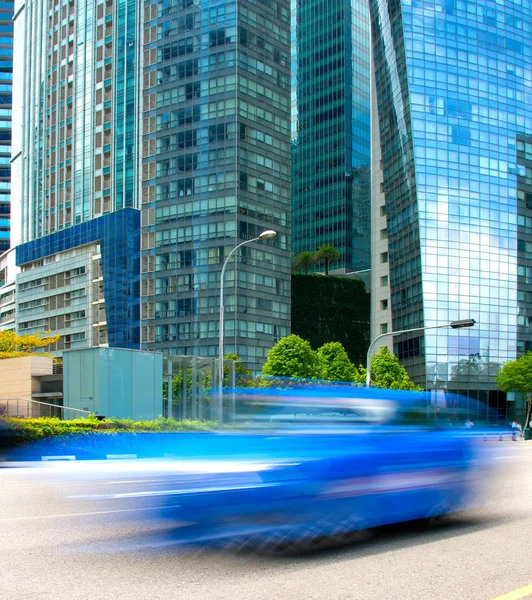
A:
[371, 0, 532, 408]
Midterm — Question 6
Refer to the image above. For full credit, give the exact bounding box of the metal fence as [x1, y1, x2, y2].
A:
[0, 398, 92, 419]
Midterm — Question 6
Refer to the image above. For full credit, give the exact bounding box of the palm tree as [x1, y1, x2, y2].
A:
[314, 244, 340, 275]
[293, 250, 315, 274]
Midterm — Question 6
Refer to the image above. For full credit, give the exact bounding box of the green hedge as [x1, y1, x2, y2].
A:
[2, 416, 217, 444]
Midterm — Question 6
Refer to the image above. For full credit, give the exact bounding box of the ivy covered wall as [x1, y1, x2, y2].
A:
[291, 274, 370, 365]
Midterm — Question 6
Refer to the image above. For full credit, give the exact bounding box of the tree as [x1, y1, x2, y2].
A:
[496, 352, 532, 431]
[224, 353, 251, 376]
[317, 342, 359, 382]
[262, 334, 322, 379]
[293, 251, 315, 274]
[0, 330, 61, 361]
[361, 346, 422, 390]
[314, 244, 340, 275]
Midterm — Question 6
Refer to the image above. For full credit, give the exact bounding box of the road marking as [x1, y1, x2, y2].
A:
[494, 455, 523, 459]
[0, 505, 181, 522]
[41, 456, 76, 461]
[491, 585, 532, 600]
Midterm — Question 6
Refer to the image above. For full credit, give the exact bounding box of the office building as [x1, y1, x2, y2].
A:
[12, 0, 141, 243]
[139, 0, 292, 369]
[0, 248, 17, 331]
[370, 0, 531, 409]
[12, 0, 291, 369]
[0, 1, 13, 252]
[15, 209, 140, 352]
[291, 0, 371, 272]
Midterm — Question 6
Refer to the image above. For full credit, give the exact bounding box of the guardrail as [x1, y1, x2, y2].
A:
[0, 398, 92, 419]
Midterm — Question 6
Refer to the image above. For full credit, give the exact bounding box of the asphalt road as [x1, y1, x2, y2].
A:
[1, 443, 531, 600]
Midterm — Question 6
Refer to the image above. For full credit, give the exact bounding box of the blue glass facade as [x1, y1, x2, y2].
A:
[16, 209, 141, 348]
[0, 0, 12, 252]
[371, 0, 530, 402]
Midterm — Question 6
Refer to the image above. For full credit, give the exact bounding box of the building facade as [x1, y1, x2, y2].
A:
[139, 0, 292, 369]
[0, 248, 18, 331]
[370, 0, 531, 410]
[15, 209, 140, 352]
[12, 0, 141, 244]
[0, 0, 13, 252]
[12, 0, 291, 370]
[291, 0, 371, 272]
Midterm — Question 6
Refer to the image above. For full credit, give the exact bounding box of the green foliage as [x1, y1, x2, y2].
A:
[3, 415, 217, 444]
[293, 251, 315, 274]
[365, 347, 422, 390]
[314, 244, 340, 275]
[496, 352, 532, 429]
[262, 334, 322, 379]
[291, 274, 370, 365]
[317, 342, 360, 382]
[0, 330, 61, 362]
[224, 353, 251, 376]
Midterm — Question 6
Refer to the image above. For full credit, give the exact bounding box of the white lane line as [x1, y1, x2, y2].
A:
[2, 479, 166, 489]
[494, 455, 523, 459]
[108, 479, 163, 484]
[0, 505, 181, 522]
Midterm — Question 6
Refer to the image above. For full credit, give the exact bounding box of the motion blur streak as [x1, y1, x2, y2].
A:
[3, 386, 508, 553]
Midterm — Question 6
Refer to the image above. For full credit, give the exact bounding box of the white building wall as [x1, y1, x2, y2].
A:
[370, 66, 392, 353]
[0, 248, 19, 331]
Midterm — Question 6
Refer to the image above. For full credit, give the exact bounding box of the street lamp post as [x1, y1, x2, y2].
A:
[218, 229, 277, 426]
[365, 319, 475, 388]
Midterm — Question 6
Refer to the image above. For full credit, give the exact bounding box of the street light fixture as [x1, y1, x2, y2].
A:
[218, 230, 278, 425]
[365, 319, 476, 388]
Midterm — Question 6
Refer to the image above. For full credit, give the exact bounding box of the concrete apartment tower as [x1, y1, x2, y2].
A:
[370, 0, 532, 415]
[11, 0, 291, 370]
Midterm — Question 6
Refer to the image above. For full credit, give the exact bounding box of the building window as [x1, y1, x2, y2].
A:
[381, 251, 388, 263]
[380, 228, 387, 240]
[380, 275, 388, 287]
[380, 323, 388, 334]
[209, 29, 227, 47]
[381, 299, 388, 310]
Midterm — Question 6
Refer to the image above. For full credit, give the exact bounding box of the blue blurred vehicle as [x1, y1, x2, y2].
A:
[15, 386, 499, 553]
[140, 386, 494, 552]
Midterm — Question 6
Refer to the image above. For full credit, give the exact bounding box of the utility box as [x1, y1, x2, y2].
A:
[63, 348, 163, 420]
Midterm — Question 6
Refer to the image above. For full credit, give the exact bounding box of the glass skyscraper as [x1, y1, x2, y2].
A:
[0, 0, 12, 253]
[371, 0, 532, 408]
[291, 0, 371, 272]
[12, 0, 141, 243]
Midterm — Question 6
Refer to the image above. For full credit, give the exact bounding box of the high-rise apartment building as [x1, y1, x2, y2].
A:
[13, 0, 141, 242]
[12, 0, 291, 369]
[370, 0, 532, 409]
[0, 1, 13, 253]
[291, 0, 371, 272]
[139, 0, 292, 369]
